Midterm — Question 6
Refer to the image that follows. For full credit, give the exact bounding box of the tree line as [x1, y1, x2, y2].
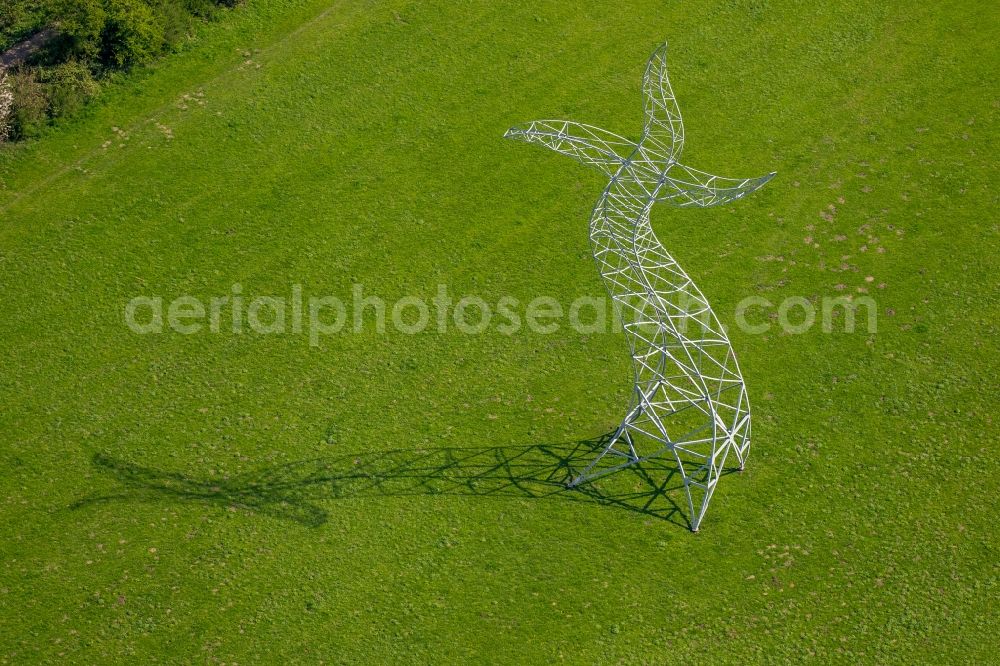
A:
[0, 0, 240, 142]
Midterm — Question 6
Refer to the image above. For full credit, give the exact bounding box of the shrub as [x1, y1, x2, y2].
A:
[1, 3, 24, 47]
[43, 60, 99, 118]
[182, 0, 221, 19]
[151, 0, 196, 52]
[99, 0, 164, 69]
[1, 1, 32, 52]
[7, 68, 48, 139]
[50, 0, 107, 63]
[0, 71, 13, 142]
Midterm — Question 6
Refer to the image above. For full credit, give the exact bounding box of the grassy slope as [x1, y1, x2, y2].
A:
[1, 0, 997, 662]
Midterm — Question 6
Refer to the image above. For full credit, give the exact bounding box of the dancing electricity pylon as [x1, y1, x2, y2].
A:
[505, 43, 775, 531]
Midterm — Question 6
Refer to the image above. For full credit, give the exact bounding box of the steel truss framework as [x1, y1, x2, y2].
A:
[505, 43, 775, 531]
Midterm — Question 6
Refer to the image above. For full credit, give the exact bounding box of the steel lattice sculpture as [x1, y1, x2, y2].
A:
[505, 43, 774, 531]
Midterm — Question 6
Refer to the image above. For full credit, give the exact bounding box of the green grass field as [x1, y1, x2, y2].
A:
[1, 0, 997, 662]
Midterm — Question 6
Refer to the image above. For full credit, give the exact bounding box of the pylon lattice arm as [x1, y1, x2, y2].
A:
[642, 43, 685, 162]
[503, 121, 635, 175]
[656, 166, 776, 208]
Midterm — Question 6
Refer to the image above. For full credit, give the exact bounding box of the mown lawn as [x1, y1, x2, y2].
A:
[1, 0, 997, 662]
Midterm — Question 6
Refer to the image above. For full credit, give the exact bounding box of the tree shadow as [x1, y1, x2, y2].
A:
[72, 434, 730, 531]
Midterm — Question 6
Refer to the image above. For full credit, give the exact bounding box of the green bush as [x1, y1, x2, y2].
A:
[8, 68, 49, 139]
[182, 0, 221, 19]
[0, 3, 25, 49]
[43, 60, 99, 118]
[1, 0, 37, 52]
[151, 0, 196, 52]
[99, 0, 164, 69]
[50, 0, 107, 63]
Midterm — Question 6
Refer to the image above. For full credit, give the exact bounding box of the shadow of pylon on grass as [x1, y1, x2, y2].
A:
[72, 434, 699, 529]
